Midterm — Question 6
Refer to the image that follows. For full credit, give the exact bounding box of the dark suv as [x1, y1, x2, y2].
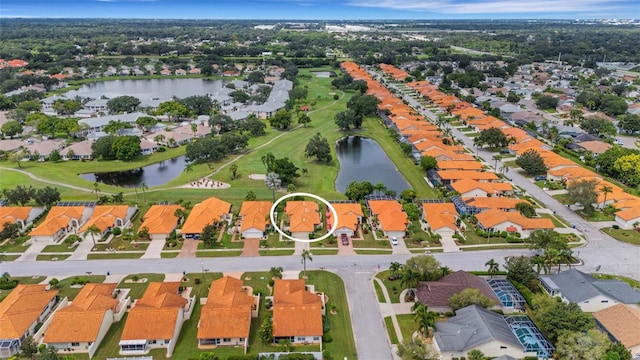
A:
[341, 234, 349, 245]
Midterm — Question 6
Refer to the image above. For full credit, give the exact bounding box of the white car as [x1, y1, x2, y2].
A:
[391, 237, 399, 246]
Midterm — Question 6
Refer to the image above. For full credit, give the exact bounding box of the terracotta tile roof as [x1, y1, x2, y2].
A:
[476, 209, 554, 230]
[67, 283, 118, 311]
[272, 279, 322, 337]
[405, 131, 444, 143]
[120, 282, 186, 341]
[285, 201, 320, 233]
[239, 201, 272, 233]
[422, 148, 476, 161]
[331, 203, 363, 231]
[451, 179, 513, 195]
[462, 197, 524, 210]
[182, 197, 231, 235]
[0, 285, 58, 339]
[29, 206, 85, 236]
[614, 198, 640, 211]
[593, 304, 640, 348]
[139, 205, 183, 235]
[422, 203, 458, 231]
[452, 107, 485, 120]
[436, 170, 499, 181]
[0, 206, 32, 224]
[615, 207, 640, 221]
[78, 205, 129, 234]
[416, 271, 499, 307]
[548, 166, 600, 180]
[578, 140, 612, 154]
[368, 200, 408, 232]
[437, 160, 483, 171]
[198, 276, 253, 340]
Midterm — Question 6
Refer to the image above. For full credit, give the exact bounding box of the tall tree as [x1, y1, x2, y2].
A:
[599, 183, 613, 209]
[184, 163, 194, 183]
[516, 149, 547, 176]
[301, 249, 312, 278]
[485, 258, 499, 278]
[83, 224, 101, 245]
[264, 172, 281, 201]
[229, 163, 238, 180]
[305, 133, 332, 162]
[566, 179, 598, 216]
[140, 181, 148, 203]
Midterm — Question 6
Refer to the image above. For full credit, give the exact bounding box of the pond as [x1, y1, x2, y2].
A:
[79, 156, 188, 188]
[335, 136, 410, 196]
[66, 78, 225, 100]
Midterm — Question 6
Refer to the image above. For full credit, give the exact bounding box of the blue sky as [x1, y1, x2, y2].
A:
[1, 0, 638, 19]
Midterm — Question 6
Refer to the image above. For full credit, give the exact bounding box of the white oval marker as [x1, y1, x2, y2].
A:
[269, 192, 339, 243]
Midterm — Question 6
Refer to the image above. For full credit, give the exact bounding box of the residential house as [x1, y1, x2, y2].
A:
[77, 205, 134, 239]
[0, 285, 58, 358]
[181, 197, 232, 240]
[119, 282, 194, 356]
[421, 203, 459, 236]
[436, 160, 483, 171]
[272, 279, 323, 344]
[450, 178, 513, 197]
[238, 201, 272, 239]
[0, 206, 45, 232]
[78, 112, 150, 134]
[593, 304, 640, 358]
[197, 276, 258, 351]
[434, 170, 499, 186]
[139, 205, 184, 241]
[60, 140, 94, 160]
[433, 305, 537, 360]
[539, 269, 640, 312]
[475, 209, 554, 237]
[139, 139, 158, 155]
[330, 203, 364, 238]
[460, 197, 524, 213]
[284, 201, 321, 240]
[416, 271, 501, 313]
[43, 283, 130, 358]
[576, 140, 612, 156]
[29, 206, 92, 242]
[367, 199, 408, 239]
[614, 206, 640, 229]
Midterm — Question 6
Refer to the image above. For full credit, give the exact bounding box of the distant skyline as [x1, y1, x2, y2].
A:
[1, 0, 639, 20]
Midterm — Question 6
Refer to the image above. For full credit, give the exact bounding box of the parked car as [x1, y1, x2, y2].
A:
[391, 237, 399, 246]
[534, 175, 547, 181]
[341, 234, 349, 246]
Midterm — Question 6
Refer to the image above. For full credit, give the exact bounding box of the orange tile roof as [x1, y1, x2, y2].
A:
[462, 197, 525, 210]
[206, 276, 254, 308]
[578, 140, 612, 154]
[78, 205, 129, 234]
[44, 283, 118, 343]
[198, 276, 253, 339]
[548, 166, 600, 180]
[120, 282, 187, 341]
[239, 201, 272, 233]
[593, 304, 640, 348]
[139, 205, 183, 235]
[272, 279, 322, 337]
[182, 197, 231, 234]
[0, 206, 32, 224]
[450, 179, 513, 195]
[285, 201, 320, 233]
[368, 200, 408, 232]
[29, 206, 85, 236]
[422, 203, 458, 231]
[0, 285, 58, 339]
[437, 160, 483, 171]
[452, 107, 485, 120]
[422, 148, 476, 161]
[436, 170, 499, 181]
[331, 203, 363, 231]
[476, 209, 554, 230]
[615, 206, 640, 221]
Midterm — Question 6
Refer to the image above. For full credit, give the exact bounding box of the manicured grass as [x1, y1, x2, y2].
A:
[535, 180, 565, 190]
[87, 252, 144, 260]
[303, 271, 357, 360]
[577, 210, 615, 222]
[56, 275, 107, 300]
[91, 312, 129, 360]
[592, 273, 640, 289]
[352, 231, 392, 249]
[603, 227, 640, 246]
[0, 236, 31, 253]
[41, 242, 79, 253]
[36, 254, 71, 261]
[163, 240, 183, 251]
[197, 234, 244, 249]
[310, 249, 339, 255]
[93, 236, 150, 251]
[538, 213, 569, 228]
[195, 250, 242, 257]
[373, 280, 386, 302]
[117, 273, 166, 299]
[0, 254, 20, 261]
[241, 271, 273, 296]
[396, 314, 418, 341]
[383, 316, 399, 344]
[354, 249, 393, 255]
[259, 249, 295, 256]
[409, 249, 443, 253]
[263, 233, 296, 248]
[161, 252, 180, 258]
[461, 244, 529, 251]
[375, 270, 401, 303]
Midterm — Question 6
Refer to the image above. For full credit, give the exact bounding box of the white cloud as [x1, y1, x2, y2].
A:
[346, 0, 627, 14]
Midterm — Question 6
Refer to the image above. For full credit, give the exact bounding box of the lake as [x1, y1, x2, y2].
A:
[80, 156, 188, 188]
[335, 136, 410, 196]
[66, 78, 225, 100]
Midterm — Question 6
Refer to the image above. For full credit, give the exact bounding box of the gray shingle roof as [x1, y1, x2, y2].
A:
[434, 305, 522, 352]
[540, 269, 640, 304]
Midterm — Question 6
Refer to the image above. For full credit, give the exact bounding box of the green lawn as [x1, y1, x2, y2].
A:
[41, 242, 80, 253]
[36, 254, 71, 261]
[535, 180, 565, 190]
[56, 275, 107, 300]
[240, 271, 273, 296]
[259, 249, 295, 256]
[93, 236, 150, 251]
[0, 236, 31, 253]
[373, 280, 386, 302]
[577, 210, 615, 222]
[375, 270, 402, 303]
[310, 249, 339, 255]
[395, 314, 418, 341]
[354, 249, 393, 255]
[538, 213, 569, 228]
[87, 252, 144, 260]
[161, 252, 180, 258]
[117, 273, 166, 299]
[352, 231, 392, 249]
[263, 233, 296, 248]
[195, 250, 242, 257]
[197, 234, 244, 249]
[383, 316, 399, 344]
[603, 227, 640, 246]
[0, 254, 20, 261]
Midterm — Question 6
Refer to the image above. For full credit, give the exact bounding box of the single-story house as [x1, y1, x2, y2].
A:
[284, 201, 321, 240]
[272, 279, 323, 345]
[0, 285, 58, 358]
[60, 140, 94, 160]
[416, 271, 501, 313]
[29, 206, 92, 243]
[238, 201, 272, 239]
[435, 170, 499, 186]
[330, 203, 363, 238]
[421, 202, 459, 235]
[77, 205, 134, 239]
[475, 209, 554, 238]
[593, 304, 640, 357]
[450, 178, 514, 197]
[139, 205, 184, 241]
[367, 199, 408, 239]
[181, 197, 232, 240]
[0, 206, 45, 232]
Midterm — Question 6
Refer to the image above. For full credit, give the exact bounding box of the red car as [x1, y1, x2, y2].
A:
[341, 234, 349, 245]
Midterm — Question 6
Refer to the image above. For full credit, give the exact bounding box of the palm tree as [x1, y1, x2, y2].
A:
[389, 261, 402, 278]
[265, 173, 281, 201]
[439, 266, 451, 277]
[111, 192, 124, 204]
[373, 183, 387, 197]
[184, 163, 194, 183]
[190, 123, 198, 138]
[531, 255, 546, 275]
[301, 249, 312, 279]
[83, 224, 102, 245]
[411, 301, 436, 337]
[229, 163, 238, 180]
[261, 153, 275, 171]
[93, 182, 101, 198]
[485, 259, 499, 278]
[453, 139, 464, 154]
[140, 181, 148, 203]
[599, 184, 613, 209]
[270, 266, 283, 279]
[400, 267, 421, 299]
